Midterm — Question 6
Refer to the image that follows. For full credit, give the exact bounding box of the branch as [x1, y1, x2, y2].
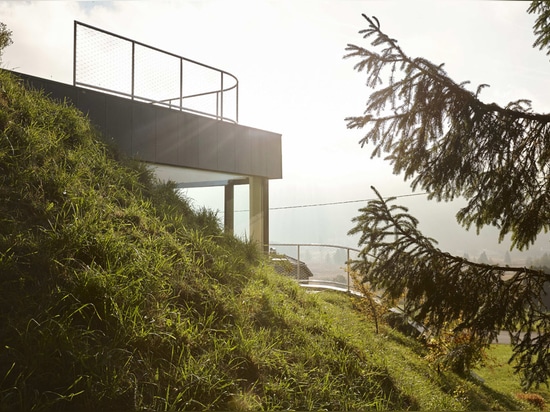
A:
[347, 15, 550, 124]
[528, 1, 550, 57]
[349, 187, 550, 388]
[345, 14, 550, 250]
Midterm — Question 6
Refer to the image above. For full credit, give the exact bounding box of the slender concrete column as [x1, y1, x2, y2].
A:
[262, 178, 269, 253]
[224, 182, 234, 235]
[249, 176, 269, 251]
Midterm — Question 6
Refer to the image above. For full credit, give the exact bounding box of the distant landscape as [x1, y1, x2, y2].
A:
[187, 185, 550, 271]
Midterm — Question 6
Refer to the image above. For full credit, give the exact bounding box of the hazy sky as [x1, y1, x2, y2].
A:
[2, 0, 550, 262]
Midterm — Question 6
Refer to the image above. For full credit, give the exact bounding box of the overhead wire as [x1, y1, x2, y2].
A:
[228, 191, 428, 213]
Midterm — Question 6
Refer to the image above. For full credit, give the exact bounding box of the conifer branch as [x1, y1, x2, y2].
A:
[349, 187, 550, 388]
[345, 13, 550, 250]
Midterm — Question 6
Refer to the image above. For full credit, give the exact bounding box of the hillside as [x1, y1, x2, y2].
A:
[0, 69, 536, 411]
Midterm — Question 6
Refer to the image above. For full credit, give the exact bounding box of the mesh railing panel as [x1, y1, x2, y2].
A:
[134, 44, 180, 103]
[221, 72, 238, 122]
[75, 23, 133, 95]
[181, 60, 222, 116]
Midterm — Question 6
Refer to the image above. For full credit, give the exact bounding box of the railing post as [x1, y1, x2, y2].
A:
[179, 58, 183, 111]
[131, 42, 135, 100]
[220, 72, 224, 121]
[297, 245, 301, 280]
[347, 248, 351, 293]
[73, 22, 77, 86]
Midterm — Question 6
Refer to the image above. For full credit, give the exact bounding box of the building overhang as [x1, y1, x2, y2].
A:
[150, 163, 249, 189]
[13, 72, 283, 181]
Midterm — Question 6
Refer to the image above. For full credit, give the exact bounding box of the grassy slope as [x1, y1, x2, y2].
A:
[475, 345, 550, 410]
[0, 69, 532, 411]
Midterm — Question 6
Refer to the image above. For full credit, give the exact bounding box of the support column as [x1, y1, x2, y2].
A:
[263, 178, 269, 253]
[249, 176, 269, 252]
[224, 182, 234, 235]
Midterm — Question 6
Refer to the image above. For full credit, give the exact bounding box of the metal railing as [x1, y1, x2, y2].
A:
[73, 21, 238, 123]
[269, 243, 426, 335]
[269, 243, 362, 293]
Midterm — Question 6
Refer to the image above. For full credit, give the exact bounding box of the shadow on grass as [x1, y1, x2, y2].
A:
[384, 327, 525, 410]
[469, 380, 525, 411]
[433, 368, 525, 411]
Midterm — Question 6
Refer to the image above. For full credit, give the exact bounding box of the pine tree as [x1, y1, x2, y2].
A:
[346, 6, 550, 388]
[478, 251, 490, 265]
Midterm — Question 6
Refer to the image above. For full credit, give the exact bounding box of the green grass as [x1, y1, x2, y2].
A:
[475, 345, 550, 410]
[0, 67, 543, 410]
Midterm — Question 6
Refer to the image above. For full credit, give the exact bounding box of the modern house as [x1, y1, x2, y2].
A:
[14, 21, 282, 250]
